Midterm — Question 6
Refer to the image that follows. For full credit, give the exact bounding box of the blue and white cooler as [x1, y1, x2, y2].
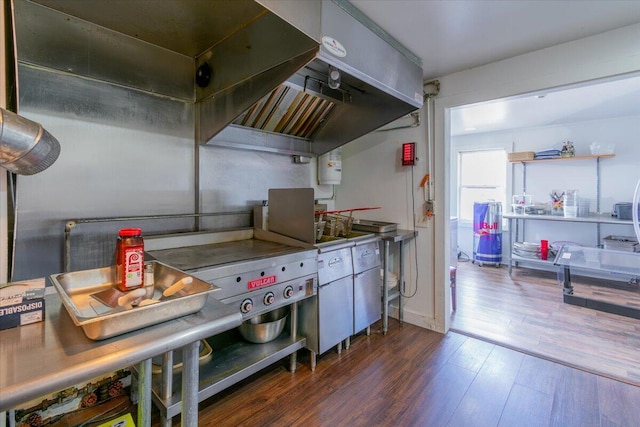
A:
[472, 201, 502, 266]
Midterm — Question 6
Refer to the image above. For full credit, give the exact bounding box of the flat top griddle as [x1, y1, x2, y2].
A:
[147, 239, 305, 272]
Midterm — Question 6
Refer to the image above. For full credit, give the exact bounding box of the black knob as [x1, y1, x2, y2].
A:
[263, 292, 275, 305]
[240, 298, 253, 313]
[283, 286, 294, 298]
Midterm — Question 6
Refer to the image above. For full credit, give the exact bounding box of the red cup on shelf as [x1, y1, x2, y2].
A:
[540, 239, 549, 260]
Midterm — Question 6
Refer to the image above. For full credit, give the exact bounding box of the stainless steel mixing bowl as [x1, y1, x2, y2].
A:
[238, 307, 289, 343]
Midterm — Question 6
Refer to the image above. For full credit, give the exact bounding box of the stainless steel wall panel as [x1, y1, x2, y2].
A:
[12, 66, 195, 280]
[18, 66, 193, 137]
[198, 146, 311, 216]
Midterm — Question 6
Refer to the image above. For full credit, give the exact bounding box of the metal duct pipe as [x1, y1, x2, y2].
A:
[0, 107, 61, 175]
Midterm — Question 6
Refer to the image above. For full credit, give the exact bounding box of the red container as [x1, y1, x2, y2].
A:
[115, 228, 145, 291]
[540, 239, 549, 260]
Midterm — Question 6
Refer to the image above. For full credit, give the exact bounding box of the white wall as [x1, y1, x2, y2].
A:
[339, 22, 640, 334]
[338, 118, 439, 330]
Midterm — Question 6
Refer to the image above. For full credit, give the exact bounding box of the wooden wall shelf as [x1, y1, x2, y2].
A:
[508, 154, 615, 163]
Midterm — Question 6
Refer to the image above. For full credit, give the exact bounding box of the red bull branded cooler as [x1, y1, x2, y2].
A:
[472, 201, 502, 266]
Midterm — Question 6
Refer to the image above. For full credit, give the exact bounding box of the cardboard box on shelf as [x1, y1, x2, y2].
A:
[0, 278, 46, 330]
[507, 151, 535, 162]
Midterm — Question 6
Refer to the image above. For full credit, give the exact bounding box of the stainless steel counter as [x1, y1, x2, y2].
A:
[504, 212, 634, 275]
[379, 229, 418, 334]
[0, 291, 242, 426]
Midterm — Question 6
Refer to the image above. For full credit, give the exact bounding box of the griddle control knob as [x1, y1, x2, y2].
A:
[283, 286, 294, 299]
[240, 298, 253, 313]
[263, 292, 275, 305]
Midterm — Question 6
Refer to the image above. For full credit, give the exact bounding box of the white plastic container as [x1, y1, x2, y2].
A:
[563, 190, 578, 218]
[318, 149, 342, 185]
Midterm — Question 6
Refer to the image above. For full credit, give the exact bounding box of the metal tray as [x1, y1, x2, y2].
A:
[351, 219, 397, 233]
[50, 261, 218, 340]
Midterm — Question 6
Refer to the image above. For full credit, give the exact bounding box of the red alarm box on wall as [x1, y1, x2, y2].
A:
[402, 142, 416, 166]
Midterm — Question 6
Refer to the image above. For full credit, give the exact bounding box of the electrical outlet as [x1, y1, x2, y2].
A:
[425, 200, 435, 217]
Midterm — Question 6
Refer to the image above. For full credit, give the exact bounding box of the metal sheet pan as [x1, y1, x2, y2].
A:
[351, 219, 398, 233]
[50, 261, 218, 340]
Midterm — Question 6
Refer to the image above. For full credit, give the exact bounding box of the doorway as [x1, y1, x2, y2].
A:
[447, 74, 640, 386]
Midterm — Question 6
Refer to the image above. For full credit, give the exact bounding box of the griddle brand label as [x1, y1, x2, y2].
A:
[248, 275, 277, 290]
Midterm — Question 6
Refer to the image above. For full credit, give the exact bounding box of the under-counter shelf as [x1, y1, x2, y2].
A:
[387, 287, 400, 303]
[510, 253, 555, 266]
[146, 329, 306, 419]
[505, 214, 635, 275]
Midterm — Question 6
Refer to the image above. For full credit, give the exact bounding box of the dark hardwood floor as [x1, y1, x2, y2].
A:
[451, 260, 640, 387]
[163, 319, 640, 427]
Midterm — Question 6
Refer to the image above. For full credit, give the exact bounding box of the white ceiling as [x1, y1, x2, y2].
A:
[350, 0, 640, 80]
[350, 0, 640, 135]
[449, 73, 640, 136]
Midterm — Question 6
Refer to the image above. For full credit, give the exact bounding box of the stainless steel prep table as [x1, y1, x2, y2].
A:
[379, 229, 418, 334]
[504, 213, 634, 275]
[0, 290, 242, 427]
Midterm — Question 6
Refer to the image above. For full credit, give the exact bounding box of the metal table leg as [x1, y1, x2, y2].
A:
[310, 351, 317, 371]
[160, 351, 173, 427]
[137, 358, 152, 427]
[398, 241, 404, 325]
[289, 302, 298, 373]
[508, 217, 513, 275]
[562, 265, 573, 295]
[382, 240, 390, 335]
[181, 341, 200, 427]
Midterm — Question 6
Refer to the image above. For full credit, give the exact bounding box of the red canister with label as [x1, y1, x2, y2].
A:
[540, 239, 549, 260]
[115, 228, 145, 291]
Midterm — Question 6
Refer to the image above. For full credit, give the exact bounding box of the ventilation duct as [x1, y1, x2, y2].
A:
[0, 108, 61, 175]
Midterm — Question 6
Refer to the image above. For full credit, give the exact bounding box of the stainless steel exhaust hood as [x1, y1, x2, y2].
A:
[17, 0, 320, 141]
[208, 0, 424, 156]
[14, 0, 422, 157]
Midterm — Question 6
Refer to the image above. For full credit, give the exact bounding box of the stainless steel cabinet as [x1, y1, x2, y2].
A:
[351, 236, 382, 334]
[380, 230, 417, 334]
[318, 276, 354, 353]
[354, 267, 381, 333]
[299, 241, 355, 370]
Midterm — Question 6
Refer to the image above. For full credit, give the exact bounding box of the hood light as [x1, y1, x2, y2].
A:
[328, 66, 341, 89]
